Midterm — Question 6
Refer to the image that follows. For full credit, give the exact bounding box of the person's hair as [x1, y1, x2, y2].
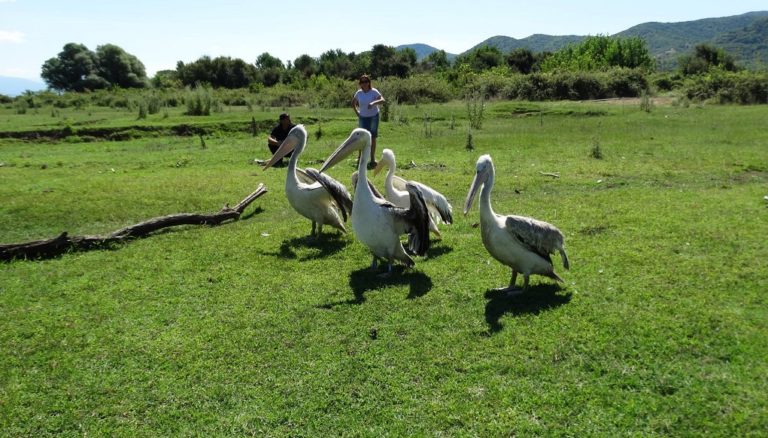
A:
[279, 112, 290, 120]
[359, 74, 371, 83]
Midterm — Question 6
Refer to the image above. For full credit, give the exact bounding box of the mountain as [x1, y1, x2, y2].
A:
[466, 34, 586, 54]
[395, 43, 457, 61]
[399, 11, 768, 70]
[616, 11, 768, 68]
[713, 17, 768, 69]
[0, 76, 47, 97]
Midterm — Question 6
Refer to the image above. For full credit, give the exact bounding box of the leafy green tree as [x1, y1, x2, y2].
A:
[419, 49, 451, 72]
[455, 46, 504, 72]
[41, 43, 99, 91]
[505, 48, 536, 74]
[678, 44, 738, 75]
[151, 70, 181, 88]
[318, 49, 359, 80]
[293, 54, 318, 79]
[255, 52, 285, 86]
[95, 44, 147, 88]
[541, 36, 653, 72]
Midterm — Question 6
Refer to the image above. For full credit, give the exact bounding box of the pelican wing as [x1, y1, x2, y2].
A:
[295, 167, 317, 185]
[504, 215, 564, 261]
[411, 180, 453, 225]
[386, 182, 431, 256]
[391, 174, 408, 191]
[304, 168, 353, 221]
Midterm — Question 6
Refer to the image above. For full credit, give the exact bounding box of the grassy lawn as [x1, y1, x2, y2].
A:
[1, 99, 766, 435]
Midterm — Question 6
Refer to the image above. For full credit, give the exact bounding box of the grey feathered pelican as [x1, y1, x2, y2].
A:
[464, 154, 570, 293]
[263, 125, 353, 237]
[373, 148, 453, 237]
[320, 128, 431, 275]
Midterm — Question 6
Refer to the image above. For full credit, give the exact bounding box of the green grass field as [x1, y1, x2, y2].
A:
[1, 99, 767, 435]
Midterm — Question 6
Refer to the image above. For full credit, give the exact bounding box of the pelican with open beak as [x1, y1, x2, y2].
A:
[319, 128, 430, 274]
[263, 125, 352, 237]
[464, 154, 569, 293]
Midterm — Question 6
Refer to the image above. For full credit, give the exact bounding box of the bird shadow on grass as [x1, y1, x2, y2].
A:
[262, 233, 349, 260]
[425, 241, 453, 259]
[483, 284, 572, 335]
[240, 207, 264, 221]
[317, 266, 433, 309]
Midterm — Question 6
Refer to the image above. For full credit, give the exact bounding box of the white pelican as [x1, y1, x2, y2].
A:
[373, 148, 453, 237]
[464, 154, 570, 293]
[263, 125, 353, 237]
[319, 128, 431, 274]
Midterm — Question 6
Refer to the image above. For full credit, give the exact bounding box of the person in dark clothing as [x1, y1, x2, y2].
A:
[266, 113, 295, 167]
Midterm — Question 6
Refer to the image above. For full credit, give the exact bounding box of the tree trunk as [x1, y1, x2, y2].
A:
[1, 184, 267, 261]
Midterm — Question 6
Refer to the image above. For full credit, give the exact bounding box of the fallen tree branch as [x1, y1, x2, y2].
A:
[538, 171, 560, 178]
[1, 184, 268, 262]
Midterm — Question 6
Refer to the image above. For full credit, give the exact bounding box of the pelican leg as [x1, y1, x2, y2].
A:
[493, 270, 523, 295]
[370, 256, 379, 271]
[317, 224, 323, 236]
[311, 221, 317, 237]
[377, 259, 394, 278]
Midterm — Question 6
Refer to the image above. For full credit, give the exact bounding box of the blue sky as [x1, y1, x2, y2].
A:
[1, 0, 765, 80]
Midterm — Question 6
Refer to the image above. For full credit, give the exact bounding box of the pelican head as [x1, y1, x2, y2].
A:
[463, 154, 494, 215]
[319, 128, 370, 173]
[372, 148, 396, 176]
[263, 124, 307, 170]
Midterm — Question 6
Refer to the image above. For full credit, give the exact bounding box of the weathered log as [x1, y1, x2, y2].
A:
[1, 184, 268, 262]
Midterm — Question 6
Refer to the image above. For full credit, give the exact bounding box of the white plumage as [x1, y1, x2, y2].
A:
[319, 129, 431, 274]
[263, 125, 352, 237]
[373, 148, 453, 237]
[464, 154, 569, 292]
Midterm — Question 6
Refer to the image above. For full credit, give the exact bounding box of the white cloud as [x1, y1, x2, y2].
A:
[0, 30, 24, 43]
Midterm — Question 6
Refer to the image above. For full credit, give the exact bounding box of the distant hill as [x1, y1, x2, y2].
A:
[616, 11, 768, 68]
[466, 34, 586, 54]
[0, 76, 47, 97]
[399, 11, 768, 70]
[713, 17, 768, 69]
[395, 43, 457, 61]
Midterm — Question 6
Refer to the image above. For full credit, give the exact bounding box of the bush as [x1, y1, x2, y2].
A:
[682, 71, 768, 104]
[185, 86, 217, 116]
[378, 74, 455, 105]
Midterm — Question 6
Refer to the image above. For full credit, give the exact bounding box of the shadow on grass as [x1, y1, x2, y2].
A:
[425, 241, 453, 259]
[317, 266, 433, 308]
[260, 233, 349, 260]
[240, 207, 264, 221]
[484, 284, 572, 334]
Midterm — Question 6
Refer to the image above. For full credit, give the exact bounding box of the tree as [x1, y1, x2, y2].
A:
[318, 49, 359, 80]
[419, 50, 450, 72]
[255, 52, 285, 86]
[41, 43, 99, 91]
[678, 44, 738, 75]
[541, 36, 653, 72]
[42, 42, 148, 91]
[293, 54, 318, 79]
[95, 44, 147, 88]
[455, 46, 504, 72]
[505, 48, 536, 74]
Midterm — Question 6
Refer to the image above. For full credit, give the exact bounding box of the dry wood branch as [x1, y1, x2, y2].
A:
[1, 184, 267, 262]
[539, 171, 560, 178]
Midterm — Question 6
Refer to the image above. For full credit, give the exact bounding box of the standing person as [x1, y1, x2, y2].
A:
[266, 112, 296, 167]
[352, 74, 385, 169]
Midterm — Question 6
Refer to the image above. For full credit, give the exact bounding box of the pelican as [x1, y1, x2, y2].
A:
[373, 148, 453, 237]
[263, 124, 353, 237]
[464, 154, 570, 293]
[319, 128, 431, 274]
